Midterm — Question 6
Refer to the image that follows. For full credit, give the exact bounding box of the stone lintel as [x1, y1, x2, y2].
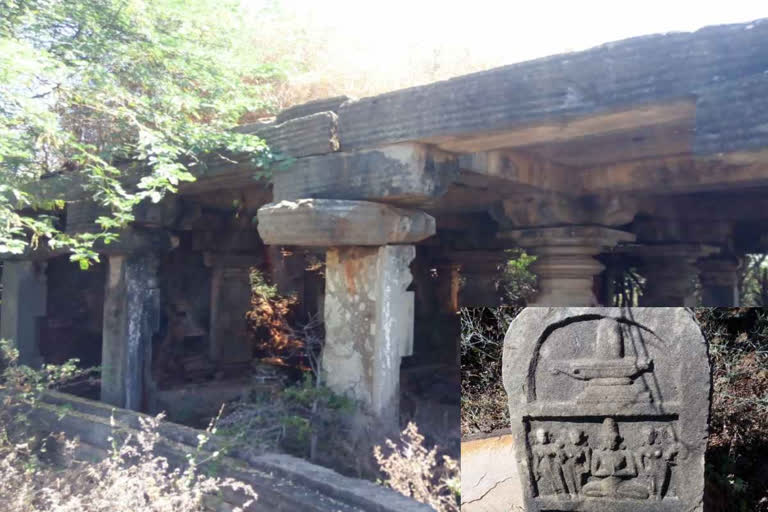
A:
[257, 199, 435, 247]
[234, 111, 339, 158]
[273, 143, 458, 204]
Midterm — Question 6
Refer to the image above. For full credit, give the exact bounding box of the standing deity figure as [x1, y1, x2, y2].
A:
[532, 428, 567, 496]
[560, 428, 591, 498]
[636, 427, 666, 499]
[582, 418, 650, 500]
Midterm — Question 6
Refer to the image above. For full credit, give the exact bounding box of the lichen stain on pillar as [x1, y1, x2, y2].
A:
[323, 245, 415, 423]
[101, 254, 160, 410]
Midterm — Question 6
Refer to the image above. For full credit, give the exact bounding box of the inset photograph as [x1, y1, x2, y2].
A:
[461, 307, 768, 512]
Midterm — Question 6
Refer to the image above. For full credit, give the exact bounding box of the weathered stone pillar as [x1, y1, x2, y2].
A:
[0, 260, 47, 366]
[501, 226, 635, 306]
[204, 254, 255, 364]
[698, 255, 741, 306]
[634, 244, 717, 306]
[101, 253, 160, 410]
[324, 245, 415, 421]
[257, 199, 435, 425]
[100, 227, 173, 411]
[448, 251, 507, 307]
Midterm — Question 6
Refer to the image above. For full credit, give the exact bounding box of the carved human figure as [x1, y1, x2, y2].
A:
[582, 419, 650, 500]
[531, 428, 567, 496]
[560, 428, 591, 498]
[636, 427, 666, 499]
[660, 426, 682, 496]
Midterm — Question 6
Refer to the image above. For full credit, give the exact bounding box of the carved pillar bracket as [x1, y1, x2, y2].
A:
[500, 226, 635, 306]
[698, 254, 741, 307]
[630, 244, 719, 306]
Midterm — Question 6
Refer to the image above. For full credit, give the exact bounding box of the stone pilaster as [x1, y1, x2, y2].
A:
[446, 251, 507, 307]
[101, 252, 161, 410]
[0, 261, 47, 367]
[205, 254, 254, 364]
[633, 244, 718, 306]
[698, 255, 741, 307]
[501, 226, 635, 306]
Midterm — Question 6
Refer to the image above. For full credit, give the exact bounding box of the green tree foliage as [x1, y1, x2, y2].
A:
[0, 0, 276, 267]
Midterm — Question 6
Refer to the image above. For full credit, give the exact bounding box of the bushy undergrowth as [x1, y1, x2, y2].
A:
[374, 422, 460, 512]
[460, 306, 519, 435]
[0, 341, 257, 512]
[697, 308, 768, 512]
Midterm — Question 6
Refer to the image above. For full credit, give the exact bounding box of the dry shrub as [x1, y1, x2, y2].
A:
[0, 413, 256, 512]
[374, 422, 459, 512]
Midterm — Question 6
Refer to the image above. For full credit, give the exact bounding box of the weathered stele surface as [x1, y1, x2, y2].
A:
[323, 245, 415, 424]
[461, 431, 525, 512]
[502, 308, 709, 512]
[257, 199, 436, 246]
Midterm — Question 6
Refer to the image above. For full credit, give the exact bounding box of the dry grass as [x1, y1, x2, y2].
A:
[374, 422, 460, 512]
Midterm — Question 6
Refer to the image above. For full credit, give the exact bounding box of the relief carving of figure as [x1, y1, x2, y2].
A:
[532, 428, 567, 497]
[582, 418, 650, 500]
[559, 428, 591, 498]
[636, 427, 666, 499]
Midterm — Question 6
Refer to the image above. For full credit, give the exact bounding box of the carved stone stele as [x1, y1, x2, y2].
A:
[503, 308, 709, 512]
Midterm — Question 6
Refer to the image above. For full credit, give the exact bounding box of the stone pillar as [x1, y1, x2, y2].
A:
[0, 260, 47, 367]
[323, 245, 415, 423]
[634, 244, 718, 306]
[205, 254, 254, 364]
[257, 199, 435, 426]
[699, 255, 740, 307]
[101, 253, 160, 410]
[447, 251, 507, 307]
[501, 226, 635, 306]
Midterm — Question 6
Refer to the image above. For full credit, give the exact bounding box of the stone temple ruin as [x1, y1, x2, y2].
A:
[503, 308, 709, 512]
[1, 19, 767, 458]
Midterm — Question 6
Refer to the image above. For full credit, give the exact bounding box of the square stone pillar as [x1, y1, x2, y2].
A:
[634, 244, 718, 306]
[101, 253, 160, 410]
[323, 245, 415, 424]
[698, 255, 740, 306]
[205, 254, 253, 364]
[0, 261, 47, 367]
